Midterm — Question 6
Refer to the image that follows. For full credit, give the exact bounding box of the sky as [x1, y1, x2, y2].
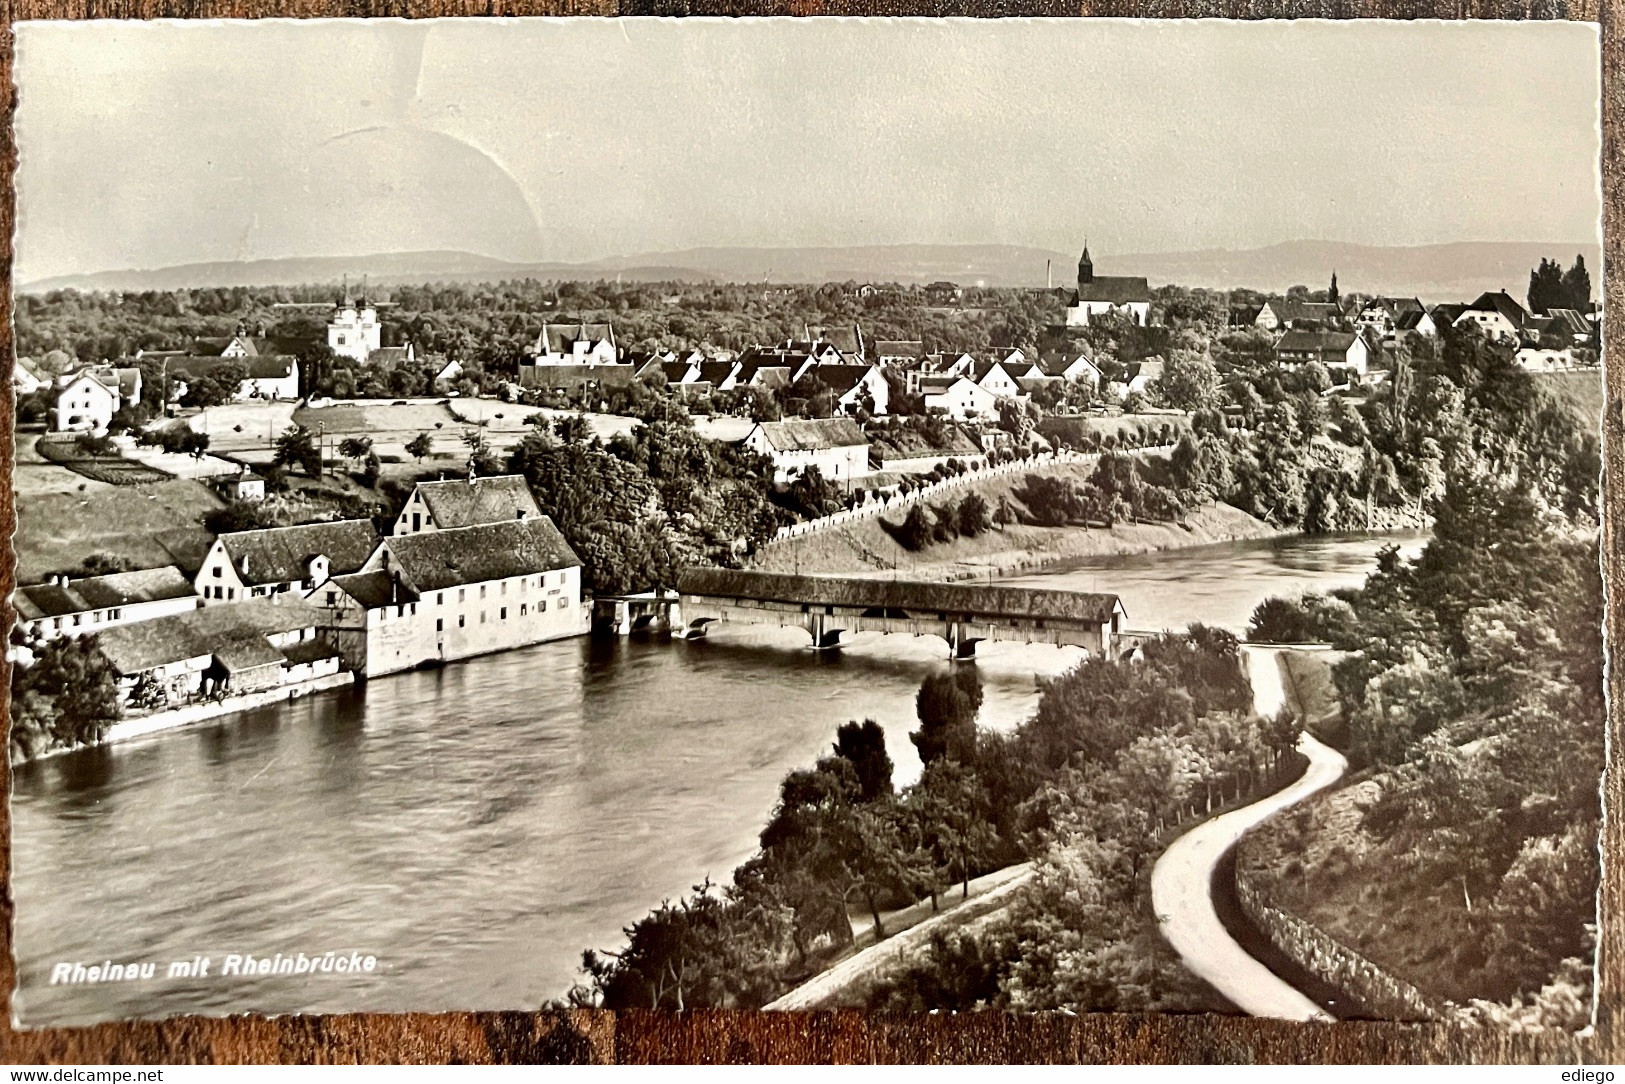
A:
[12, 17, 1603, 283]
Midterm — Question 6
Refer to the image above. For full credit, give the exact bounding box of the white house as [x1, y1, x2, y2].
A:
[13, 565, 201, 644]
[802, 364, 889, 417]
[196, 519, 379, 605]
[54, 370, 120, 432]
[392, 475, 541, 536]
[1392, 309, 1438, 339]
[1355, 297, 1426, 336]
[1255, 299, 1344, 331]
[13, 356, 50, 395]
[1454, 291, 1530, 344]
[1039, 350, 1102, 387]
[310, 517, 584, 678]
[1064, 245, 1152, 327]
[166, 354, 300, 402]
[1515, 346, 1581, 372]
[744, 418, 872, 485]
[921, 375, 1002, 421]
[530, 323, 618, 365]
[329, 303, 383, 363]
[973, 361, 1027, 399]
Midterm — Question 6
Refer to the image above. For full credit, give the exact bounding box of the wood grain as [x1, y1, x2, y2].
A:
[0, 2, 1616, 1064]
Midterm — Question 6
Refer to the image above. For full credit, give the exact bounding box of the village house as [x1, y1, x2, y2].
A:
[924, 281, 963, 306]
[13, 565, 201, 644]
[1038, 349, 1103, 387]
[744, 418, 872, 485]
[1273, 329, 1371, 376]
[13, 356, 51, 395]
[195, 519, 379, 604]
[874, 340, 925, 367]
[310, 517, 583, 678]
[52, 367, 140, 431]
[1254, 298, 1344, 332]
[920, 374, 1002, 420]
[391, 475, 540, 536]
[1392, 309, 1438, 339]
[972, 360, 1028, 399]
[1355, 297, 1426, 336]
[1064, 245, 1152, 327]
[95, 599, 341, 710]
[217, 469, 267, 503]
[529, 322, 619, 365]
[1515, 346, 1584, 372]
[799, 364, 889, 416]
[1454, 291, 1530, 343]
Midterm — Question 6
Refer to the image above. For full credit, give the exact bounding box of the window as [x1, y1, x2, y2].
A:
[500, 607, 507, 620]
[437, 593, 444, 605]
[459, 589, 465, 603]
[458, 615, 465, 628]
[436, 618, 443, 632]
[228, 588, 236, 600]
[212, 567, 223, 578]
[559, 598, 569, 608]
[539, 600, 547, 612]
[520, 604, 528, 616]
[479, 585, 486, 599]
[326, 591, 337, 606]
[412, 513, 421, 531]
[480, 612, 486, 624]
[500, 582, 506, 596]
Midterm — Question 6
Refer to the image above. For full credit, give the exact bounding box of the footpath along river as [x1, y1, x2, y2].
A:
[10, 531, 1425, 1025]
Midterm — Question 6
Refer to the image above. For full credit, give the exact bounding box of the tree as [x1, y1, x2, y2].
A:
[1561, 254, 1593, 313]
[912, 668, 983, 766]
[1327, 271, 1340, 306]
[891, 503, 933, 551]
[406, 432, 434, 462]
[274, 424, 323, 476]
[1154, 349, 1221, 412]
[956, 493, 991, 537]
[10, 635, 123, 761]
[180, 360, 248, 409]
[338, 436, 374, 463]
[833, 719, 894, 802]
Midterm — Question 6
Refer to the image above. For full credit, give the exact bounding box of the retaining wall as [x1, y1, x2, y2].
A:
[1233, 864, 1442, 1021]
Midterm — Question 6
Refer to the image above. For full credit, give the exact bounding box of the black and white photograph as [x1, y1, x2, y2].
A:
[6, 16, 1606, 1032]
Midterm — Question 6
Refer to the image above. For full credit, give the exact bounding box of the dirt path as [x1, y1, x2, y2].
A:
[764, 863, 1033, 1010]
[1149, 730, 1347, 1021]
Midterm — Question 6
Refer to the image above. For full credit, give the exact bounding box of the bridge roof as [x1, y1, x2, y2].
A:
[677, 569, 1125, 625]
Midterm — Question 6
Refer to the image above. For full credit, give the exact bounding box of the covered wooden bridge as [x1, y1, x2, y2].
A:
[674, 568, 1127, 659]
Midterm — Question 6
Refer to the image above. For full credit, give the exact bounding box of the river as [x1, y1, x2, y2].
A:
[10, 531, 1425, 1026]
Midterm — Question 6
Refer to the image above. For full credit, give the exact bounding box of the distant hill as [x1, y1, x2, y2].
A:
[22, 239, 1601, 303]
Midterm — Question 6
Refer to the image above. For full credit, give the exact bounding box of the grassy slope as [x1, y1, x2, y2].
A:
[1532, 370, 1605, 431]
[751, 459, 1280, 580]
[16, 477, 226, 583]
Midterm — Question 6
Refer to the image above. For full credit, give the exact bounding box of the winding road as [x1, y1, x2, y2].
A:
[1149, 647, 1348, 1021]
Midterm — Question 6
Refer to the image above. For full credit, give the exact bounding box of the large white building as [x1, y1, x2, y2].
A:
[920, 375, 1001, 421]
[310, 517, 584, 678]
[329, 303, 383, 363]
[744, 418, 872, 485]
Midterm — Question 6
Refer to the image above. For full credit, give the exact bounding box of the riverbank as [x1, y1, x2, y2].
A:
[751, 468, 1283, 582]
[18, 672, 355, 764]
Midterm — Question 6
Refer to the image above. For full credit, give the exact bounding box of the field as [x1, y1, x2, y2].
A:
[34, 435, 172, 486]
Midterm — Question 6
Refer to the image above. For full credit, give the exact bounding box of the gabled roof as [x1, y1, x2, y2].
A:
[538, 322, 615, 355]
[698, 360, 739, 386]
[735, 359, 794, 388]
[1546, 308, 1592, 336]
[218, 519, 379, 586]
[381, 517, 581, 592]
[96, 599, 324, 675]
[1461, 291, 1530, 328]
[1394, 310, 1432, 332]
[659, 361, 695, 383]
[413, 475, 540, 531]
[15, 565, 196, 621]
[368, 346, 414, 366]
[803, 364, 878, 399]
[751, 418, 868, 452]
[326, 569, 420, 609]
[166, 354, 298, 381]
[1262, 299, 1342, 325]
[1075, 275, 1151, 305]
[1275, 330, 1360, 356]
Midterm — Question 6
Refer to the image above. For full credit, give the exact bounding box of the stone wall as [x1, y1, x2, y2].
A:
[1233, 865, 1443, 1021]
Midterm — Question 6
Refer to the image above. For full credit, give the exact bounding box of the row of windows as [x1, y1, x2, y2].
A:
[433, 600, 557, 632]
[37, 607, 124, 633]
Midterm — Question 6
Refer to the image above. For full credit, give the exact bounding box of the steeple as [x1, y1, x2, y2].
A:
[1078, 241, 1094, 286]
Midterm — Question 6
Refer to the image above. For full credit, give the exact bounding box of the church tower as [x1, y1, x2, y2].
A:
[1078, 242, 1094, 287]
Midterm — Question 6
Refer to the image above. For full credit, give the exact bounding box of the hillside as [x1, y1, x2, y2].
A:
[22, 239, 1600, 300]
[1532, 370, 1606, 431]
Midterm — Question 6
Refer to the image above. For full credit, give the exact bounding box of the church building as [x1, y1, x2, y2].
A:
[1064, 244, 1152, 327]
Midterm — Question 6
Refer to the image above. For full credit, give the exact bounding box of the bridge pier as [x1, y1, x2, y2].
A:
[946, 623, 983, 661]
[805, 613, 847, 651]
